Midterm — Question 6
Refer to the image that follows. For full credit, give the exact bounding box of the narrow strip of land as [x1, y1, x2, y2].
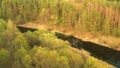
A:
[17, 23, 120, 67]
[17, 23, 120, 51]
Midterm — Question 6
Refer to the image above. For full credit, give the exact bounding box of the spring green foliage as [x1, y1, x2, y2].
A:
[0, 0, 40, 23]
[0, 18, 7, 31]
[0, 19, 110, 68]
[0, 49, 10, 68]
[84, 57, 109, 68]
[0, 0, 120, 36]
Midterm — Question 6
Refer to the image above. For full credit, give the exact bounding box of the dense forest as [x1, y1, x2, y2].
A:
[0, 0, 120, 68]
[0, 19, 112, 68]
[0, 0, 120, 36]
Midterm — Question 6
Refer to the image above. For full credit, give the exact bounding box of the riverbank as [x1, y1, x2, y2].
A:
[18, 22, 120, 51]
[17, 22, 116, 68]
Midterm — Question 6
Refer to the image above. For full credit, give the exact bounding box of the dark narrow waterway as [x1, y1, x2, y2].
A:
[55, 32, 120, 67]
[17, 26, 120, 67]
